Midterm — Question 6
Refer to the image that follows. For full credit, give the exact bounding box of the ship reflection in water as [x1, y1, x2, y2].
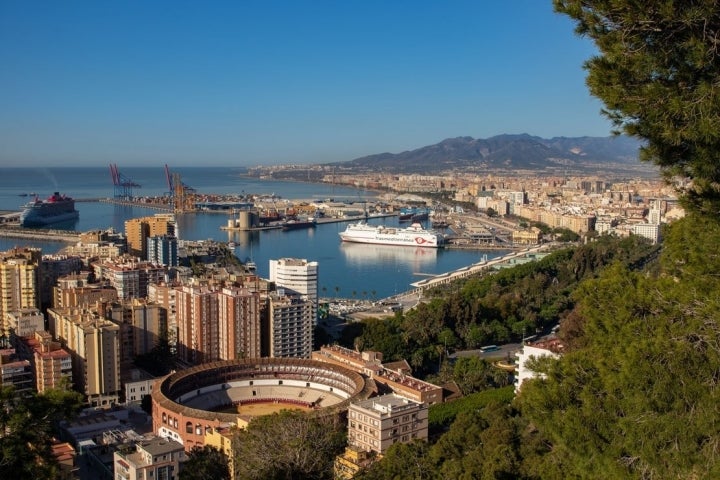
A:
[340, 242, 437, 270]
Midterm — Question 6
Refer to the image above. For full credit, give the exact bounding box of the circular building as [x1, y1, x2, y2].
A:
[151, 357, 373, 449]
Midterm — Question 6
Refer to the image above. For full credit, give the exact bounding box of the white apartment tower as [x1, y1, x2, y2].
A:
[269, 258, 318, 323]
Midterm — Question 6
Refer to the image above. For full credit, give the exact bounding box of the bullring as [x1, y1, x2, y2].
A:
[151, 357, 374, 449]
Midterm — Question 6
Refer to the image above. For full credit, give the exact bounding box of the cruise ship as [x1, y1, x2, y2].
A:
[19, 192, 79, 227]
[339, 222, 444, 248]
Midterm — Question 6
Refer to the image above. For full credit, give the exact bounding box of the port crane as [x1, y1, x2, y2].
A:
[164, 164, 196, 213]
[109, 164, 141, 198]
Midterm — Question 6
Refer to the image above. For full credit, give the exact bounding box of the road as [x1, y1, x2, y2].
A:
[449, 342, 521, 361]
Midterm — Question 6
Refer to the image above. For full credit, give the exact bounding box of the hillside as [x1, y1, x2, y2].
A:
[329, 134, 647, 175]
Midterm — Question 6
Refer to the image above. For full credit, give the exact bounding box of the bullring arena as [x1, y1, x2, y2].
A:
[151, 357, 374, 448]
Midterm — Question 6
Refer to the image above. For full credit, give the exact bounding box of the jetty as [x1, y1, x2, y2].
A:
[0, 225, 80, 243]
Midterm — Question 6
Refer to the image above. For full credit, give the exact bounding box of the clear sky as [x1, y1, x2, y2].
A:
[0, 1, 610, 167]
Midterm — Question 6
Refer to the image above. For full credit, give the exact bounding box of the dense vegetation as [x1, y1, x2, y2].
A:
[353, 212, 720, 479]
[343, 234, 659, 378]
[0, 384, 83, 479]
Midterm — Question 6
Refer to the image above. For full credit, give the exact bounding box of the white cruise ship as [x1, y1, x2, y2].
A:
[339, 222, 444, 248]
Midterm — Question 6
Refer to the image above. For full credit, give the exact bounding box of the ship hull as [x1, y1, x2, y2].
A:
[339, 222, 443, 248]
[19, 192, 79, 227]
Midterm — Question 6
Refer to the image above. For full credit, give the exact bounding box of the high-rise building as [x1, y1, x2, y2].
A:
[218, 286, 262, 359]
[176, 284, 263, 364]
[269, 258, 318, 323]
[0, 248, 41, 323]
[107, 299, 168, 370]
[147, 235, 178, 267]
[267, 291, 313, 359]
[125, 214, 176, 259]
[48, 307, 121, 406]
[176, 285, 219, 364]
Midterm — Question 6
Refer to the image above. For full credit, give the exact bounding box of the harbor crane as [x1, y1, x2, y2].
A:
[164, 164, 196, 213]
[109, 164, 141, 198]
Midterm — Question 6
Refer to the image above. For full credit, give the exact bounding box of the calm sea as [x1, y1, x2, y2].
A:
[0, 167, 506, 299]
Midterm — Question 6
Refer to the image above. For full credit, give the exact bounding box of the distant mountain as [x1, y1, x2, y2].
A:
[330, 134, 645, 174]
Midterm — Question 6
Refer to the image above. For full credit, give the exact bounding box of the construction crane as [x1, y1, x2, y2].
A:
[164, 164, 196, 213]
[109, 164, 141, 198]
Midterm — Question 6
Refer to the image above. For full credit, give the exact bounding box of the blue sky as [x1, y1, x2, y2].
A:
[0, 1, 609, 167]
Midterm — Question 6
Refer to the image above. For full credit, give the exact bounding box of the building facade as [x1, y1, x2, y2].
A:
[269, 258, 318, 323]
[347, 394, 428, 454]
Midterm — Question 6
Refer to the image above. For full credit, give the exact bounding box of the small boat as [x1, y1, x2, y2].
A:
[245, 257, 257, 271]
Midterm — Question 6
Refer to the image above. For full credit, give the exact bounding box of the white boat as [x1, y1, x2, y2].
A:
[339, 222, 444, 248]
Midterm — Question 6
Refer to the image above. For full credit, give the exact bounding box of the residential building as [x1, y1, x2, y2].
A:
[269, 258, 318, 323]
[267, 291, 313, 359]
[347, 393, 428, 454]
[39, 254, 83, 309]
[124, 368, 157, 404]
[16, 331, 73, 393]
[113, 437, 186, 480]
[53, 275, 118, 310]
[218, 286, 262, 359]
[48, 307, 121, 406]
[4, 307, 44, 337]
[125, 214, 176, 258]
[0, 348, 33, 394]
[94, 259, 166, 300]
[0, 247, 40, 322]
[334, 446, 376, 480]
[204, 426, 238, 479]
[148, 234, 179, 267]
[514, 338, 565, 393]
[175, 284, 219, 364]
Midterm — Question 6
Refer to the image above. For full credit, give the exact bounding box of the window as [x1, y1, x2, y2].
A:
[162, 413, 167, 424]
[186, 422, 193, 434]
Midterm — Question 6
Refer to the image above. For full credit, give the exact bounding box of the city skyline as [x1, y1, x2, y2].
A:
[1, 1, 609, 167]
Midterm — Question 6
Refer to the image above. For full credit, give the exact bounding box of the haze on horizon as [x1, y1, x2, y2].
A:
[0, 1, 611, 168]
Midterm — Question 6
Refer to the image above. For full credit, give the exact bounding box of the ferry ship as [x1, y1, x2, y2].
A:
[19, 192, 79, 227]
[339, 222, 444, 248]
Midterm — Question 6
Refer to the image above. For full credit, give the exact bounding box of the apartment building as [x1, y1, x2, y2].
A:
[48, 307, 121, 406]
[125, 214, 176, 258]
[269, 258, 318, 323]
[114, 437, 185, 480]
[0, 247, 40, 320]
[16, 331, 73, 393]
[267, 291, 313, 359]
[347, 393, 428, 454]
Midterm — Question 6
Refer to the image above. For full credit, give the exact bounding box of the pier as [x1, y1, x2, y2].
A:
[0, 225, 80, 243]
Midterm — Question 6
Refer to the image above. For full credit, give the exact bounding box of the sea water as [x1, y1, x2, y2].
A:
[0, 167, 506, 298]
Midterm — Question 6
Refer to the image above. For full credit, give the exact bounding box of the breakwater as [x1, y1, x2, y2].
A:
[0, 226, 79, 243]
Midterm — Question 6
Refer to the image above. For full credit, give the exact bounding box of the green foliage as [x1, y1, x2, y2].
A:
[427, 386, 514, 432]
[342, 236, 657, 377]
[134, 334, 175, 376]
[180, 445, 230, 480]
[517, 215, 720, 478]
[232, 410, 346, 480]
[356, 441, 434, 480]
[555, 1, 720, 215]
[0, 385, 84, 479]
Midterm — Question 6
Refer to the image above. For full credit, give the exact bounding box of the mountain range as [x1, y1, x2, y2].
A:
[328, 134, 648, 175]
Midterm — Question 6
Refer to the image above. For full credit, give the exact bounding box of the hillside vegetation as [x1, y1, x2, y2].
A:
[355, 214, 720, 479]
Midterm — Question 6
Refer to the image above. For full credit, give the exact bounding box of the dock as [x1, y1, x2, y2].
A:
[0, 225, 80, 243]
